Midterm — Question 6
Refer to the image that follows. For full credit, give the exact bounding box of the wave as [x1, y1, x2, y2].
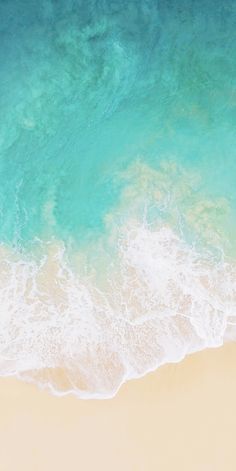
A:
[0, 218, 236, 398]
[0, 161, 236, 398]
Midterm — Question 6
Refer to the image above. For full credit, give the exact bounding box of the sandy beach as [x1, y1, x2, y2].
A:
[0, 342, 236, 471]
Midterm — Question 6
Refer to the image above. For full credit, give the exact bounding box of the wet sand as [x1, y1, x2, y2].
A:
[0, 342, 236, 471]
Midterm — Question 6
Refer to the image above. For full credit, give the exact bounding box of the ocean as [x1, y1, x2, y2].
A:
[0, 0, 236, 398]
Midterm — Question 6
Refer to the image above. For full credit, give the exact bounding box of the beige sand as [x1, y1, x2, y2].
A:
[0, 343, 236, 471]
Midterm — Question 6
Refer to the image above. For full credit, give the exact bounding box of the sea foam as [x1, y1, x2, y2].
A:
[0, 217, 235, 399]
[1, 161, 236, 398]
[1, 0, 236, 399]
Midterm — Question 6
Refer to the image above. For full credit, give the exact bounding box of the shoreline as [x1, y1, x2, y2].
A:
[11, 342, 223, 400]
[1, 224, 235, 398]
[1, 342, 236, 470]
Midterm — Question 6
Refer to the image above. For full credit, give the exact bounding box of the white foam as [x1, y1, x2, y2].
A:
[0, 220, 235, 399]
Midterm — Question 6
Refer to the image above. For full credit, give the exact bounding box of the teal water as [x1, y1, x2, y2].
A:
[1, 0, 236, 248]
[0, 0, 236, 398]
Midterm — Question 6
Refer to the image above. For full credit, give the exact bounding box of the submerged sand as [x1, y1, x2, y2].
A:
[0, 342, 236, 471]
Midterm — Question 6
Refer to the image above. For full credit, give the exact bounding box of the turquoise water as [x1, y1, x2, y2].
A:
[0, 0, 236, 398]
[1, 0, 236, 248]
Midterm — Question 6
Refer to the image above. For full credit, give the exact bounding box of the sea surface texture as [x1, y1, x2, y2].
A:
[0, 0, 236, 398]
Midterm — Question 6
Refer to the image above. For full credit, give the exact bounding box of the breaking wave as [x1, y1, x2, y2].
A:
[0, 162, 235, 399]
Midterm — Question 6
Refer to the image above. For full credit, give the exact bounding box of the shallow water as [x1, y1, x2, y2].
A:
[0, 0, 236, 398]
